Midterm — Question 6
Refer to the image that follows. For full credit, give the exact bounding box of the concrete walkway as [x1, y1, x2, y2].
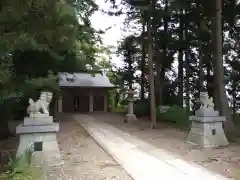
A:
[74, 115, 231, 180]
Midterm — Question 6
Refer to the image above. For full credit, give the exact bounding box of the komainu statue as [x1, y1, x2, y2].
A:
[199, 92, 214, 109]
[27, 91, 53, 116]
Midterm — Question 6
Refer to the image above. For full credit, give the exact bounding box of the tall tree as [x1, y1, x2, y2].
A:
[212, 0, 236, 134]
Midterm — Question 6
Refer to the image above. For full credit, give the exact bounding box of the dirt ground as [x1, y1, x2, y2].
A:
[0, 116, 132, 180]
[3, 113, 240, 179]
[46, 115, 132, 180]
[92, 113, 240, 180]
[0, 136, 18, 172]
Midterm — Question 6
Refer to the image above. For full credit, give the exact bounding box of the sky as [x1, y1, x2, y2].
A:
[90, 0, 127, 67]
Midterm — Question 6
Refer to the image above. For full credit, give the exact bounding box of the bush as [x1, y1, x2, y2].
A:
[112, 106, 126, 113]
[134, 99, 150, 117]
[156, 105, 190, 127]
[232, 113, 240, 125]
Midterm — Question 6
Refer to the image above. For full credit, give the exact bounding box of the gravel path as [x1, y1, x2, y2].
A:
[45, 115, 132, 180]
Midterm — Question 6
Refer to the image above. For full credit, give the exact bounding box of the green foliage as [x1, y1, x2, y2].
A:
[8, 149, 32, 174]
[120, 97, 129, 107]
[232, 113, 240, 125]
[156, 105, 190, 127]
[107, 89, 118, 110]
[0, 97, 18, 121]
[0, 149, 43, 180]
[0, 56, 12, 84]
[0, 0, 78, 55]
[112, 106, 126, 113]
[0, 0, 104, 137]
[25, 71, 60, 95]
[117, 35, 139, 91]
[134, 100, 150, 117]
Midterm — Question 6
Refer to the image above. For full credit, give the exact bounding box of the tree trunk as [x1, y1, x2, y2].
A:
[153, 16, 160, 105]
[141, 19, 146, 101]
[178, 10, 184, 107]
[155, 58, 161, 105]
[199, 42, 204, 92]
[147, 19, 156, 129]
[128, 51, 134, 91]
[178, 50, 184, 107]
[153, 2, 162, 106]
[232, 78, 237, 114]
[185, 49, 190, 111]
[206, 62, 214, 98]
[212, 0, 235, 134]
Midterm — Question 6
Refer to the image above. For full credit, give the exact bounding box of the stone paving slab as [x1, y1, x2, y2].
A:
[74, 115, 231, 180]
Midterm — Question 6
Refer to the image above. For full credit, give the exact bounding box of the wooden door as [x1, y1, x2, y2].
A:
[73, 95, 89, 112]
[93, 95, 104, 111]
[62, 90, 74, 113]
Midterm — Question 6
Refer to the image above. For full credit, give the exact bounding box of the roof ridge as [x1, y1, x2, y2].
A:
[59, 70, 103, 74]
[59, 72, 115, 88]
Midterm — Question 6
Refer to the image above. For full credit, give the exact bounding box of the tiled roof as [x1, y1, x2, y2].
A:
[59, 72, 115, 88]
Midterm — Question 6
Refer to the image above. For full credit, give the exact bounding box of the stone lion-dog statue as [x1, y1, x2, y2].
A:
[27, 91, 53, 116]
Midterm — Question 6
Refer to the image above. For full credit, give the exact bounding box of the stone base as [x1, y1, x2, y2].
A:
[30, 113, 49, 118]
[186, 120, 229, 148]
[16, 123, 59, 134]
[195, 108, 219, 117]
[189, 116, 226, 123]
[24, 116, 53, 126]
[16, 130, 63, 166]
[124, 114, 137, 123]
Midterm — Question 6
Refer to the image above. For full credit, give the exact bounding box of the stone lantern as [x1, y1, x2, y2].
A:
[124, 90, 137, 123]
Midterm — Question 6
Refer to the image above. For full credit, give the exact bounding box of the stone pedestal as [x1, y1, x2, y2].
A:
[16, 116, 63, 167]
[186, 111, 229, 148]
[124, 91, 137, 123]
[124, 113, 137, 122]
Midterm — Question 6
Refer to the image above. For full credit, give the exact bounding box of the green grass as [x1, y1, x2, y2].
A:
[112, 106, 127, 113]
[232, 113, 240, 125]
[156, 105, 190, 131]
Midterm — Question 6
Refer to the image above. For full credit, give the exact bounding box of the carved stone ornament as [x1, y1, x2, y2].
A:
[127, 91, 135, 101]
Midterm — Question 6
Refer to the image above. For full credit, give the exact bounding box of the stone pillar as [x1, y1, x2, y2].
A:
[186, 92, 229, 148]
[124, 91, 137, 123]
[57, 96, 62, 113]
[89, 95, 93, 112]
[128, 101, 134, 114]
[104, 95, 108, 112]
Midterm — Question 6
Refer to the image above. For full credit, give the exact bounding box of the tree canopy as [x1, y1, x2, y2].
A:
[0, 0, 105, 138]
